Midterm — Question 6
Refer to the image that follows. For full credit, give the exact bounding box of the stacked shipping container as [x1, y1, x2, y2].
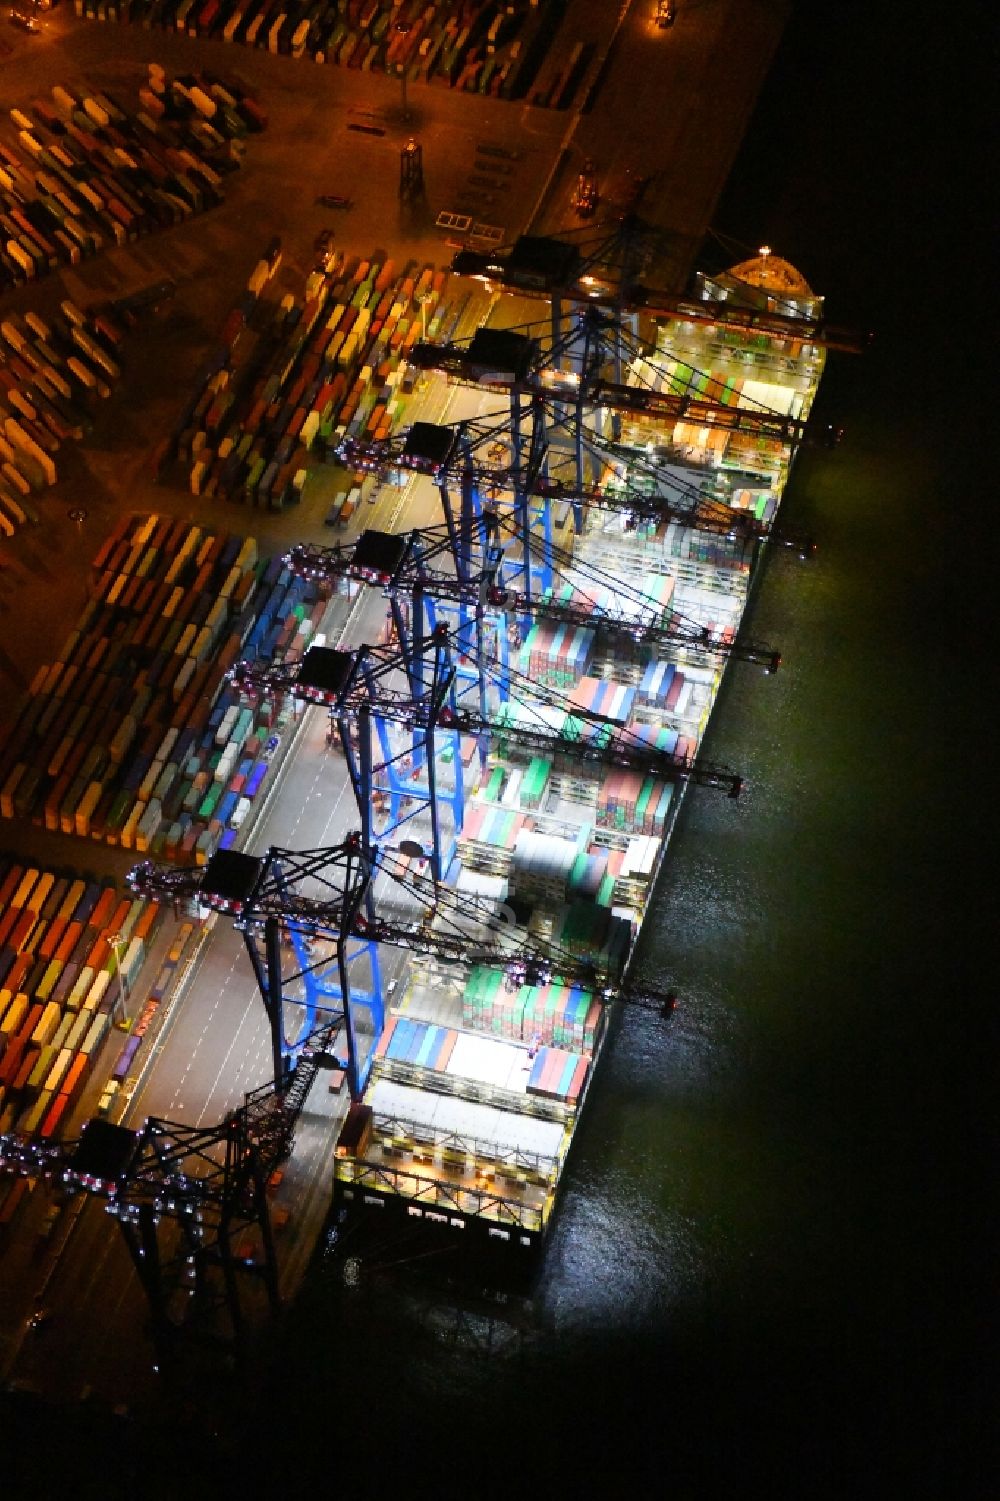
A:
[0, 302, 125, 537]
[0, 858, 160, 1140]
[74, 0, 559, 102]
[165, 250, 451, 508]
[1, 70, 263, 294]
[0, 513, 326, 863]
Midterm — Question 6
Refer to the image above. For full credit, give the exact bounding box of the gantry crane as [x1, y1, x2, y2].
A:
[337, 413, 817, 580]
[130, 835, 680, 1089]
[129, 838, 378, 1100]
[0, 1038, 331, 1368]
[450, 225, 871, 356]
[408, 329, 824, 450]
[229, 630, 744, 890]
[285, 522, 783, 672]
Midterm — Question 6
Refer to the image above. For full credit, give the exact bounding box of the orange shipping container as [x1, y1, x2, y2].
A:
[59, 1051, 88, 1100]
[88, 887, 118, 931]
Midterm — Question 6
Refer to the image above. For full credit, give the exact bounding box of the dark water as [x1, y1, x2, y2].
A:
[4, 4, 990, 1496]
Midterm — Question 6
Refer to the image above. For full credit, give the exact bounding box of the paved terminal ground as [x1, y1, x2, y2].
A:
[0, 0, 789, 1409]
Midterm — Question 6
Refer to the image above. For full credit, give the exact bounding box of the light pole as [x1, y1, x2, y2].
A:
[109, 932, 130, 1030]
[416, 288, 432, 340]
[396, 22, 411, 122]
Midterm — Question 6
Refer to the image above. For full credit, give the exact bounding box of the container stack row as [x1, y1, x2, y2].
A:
[0, 858, 160, 1140]
[525, 1046, 589, 1104]
[575, 513, 756, 583]
[0, 513, 325, 863]
[462, 966, 602, 1054]
[166, 251, 449, 506]
[595, 770, 675, 838]
[517, 619, 596, 691]
[456, 803, 663, 913]
[75, 0, 558, 101]
[0, 302, 125, 537]
[374, 1018, 582, 1106]
[373, 1015, 457, 1075]
[106, 921, 194, 1096]
[544, 900, 631, 982]
[1, 70, 262, 293]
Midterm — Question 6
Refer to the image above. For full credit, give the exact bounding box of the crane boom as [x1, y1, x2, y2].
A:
[334, 429, 816, 557]
[285, 530, 782, 672]
[129, 843, 679, 1016]
[228, 641, 744, 796]
[407, 344, 840, 448]
[449, 243, 870, 354]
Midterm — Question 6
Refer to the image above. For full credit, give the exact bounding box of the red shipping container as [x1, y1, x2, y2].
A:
[40, 1092, 70, 1139]
[88, 887, 118, 931]
[39, 916, 67, 961]
[13, 1047, 40, 1092]
[0, 863, 23, 907]
[374, 1016, 397, 1059]
[55, 921, 85, 966]
[9, 911, 37, 954]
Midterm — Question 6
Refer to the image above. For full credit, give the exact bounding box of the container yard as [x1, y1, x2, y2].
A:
[74, 0, 566, 103]
[0, 512, 329, 863]
[161, 242, 456, 509]
[1, 66, 265, 295]
[0, 858, 163, 1145]
[1, 300, 125, 537]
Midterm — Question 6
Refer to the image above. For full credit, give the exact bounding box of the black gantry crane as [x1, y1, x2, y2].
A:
[285, 522, 783, 673]
[129, 840, 377, 1101]
[0, 1042, 332, 1368]
[450, 224, 871, 356]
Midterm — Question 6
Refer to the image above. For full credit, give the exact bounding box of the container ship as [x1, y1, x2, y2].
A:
[321, 247, 829, 1258]
[0, 247, 830, 1303]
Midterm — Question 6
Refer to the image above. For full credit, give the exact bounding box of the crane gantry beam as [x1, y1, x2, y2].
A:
[406, 339, 833, 448]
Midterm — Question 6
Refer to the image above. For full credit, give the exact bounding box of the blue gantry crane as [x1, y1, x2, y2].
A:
[229, 629, 744, 898]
